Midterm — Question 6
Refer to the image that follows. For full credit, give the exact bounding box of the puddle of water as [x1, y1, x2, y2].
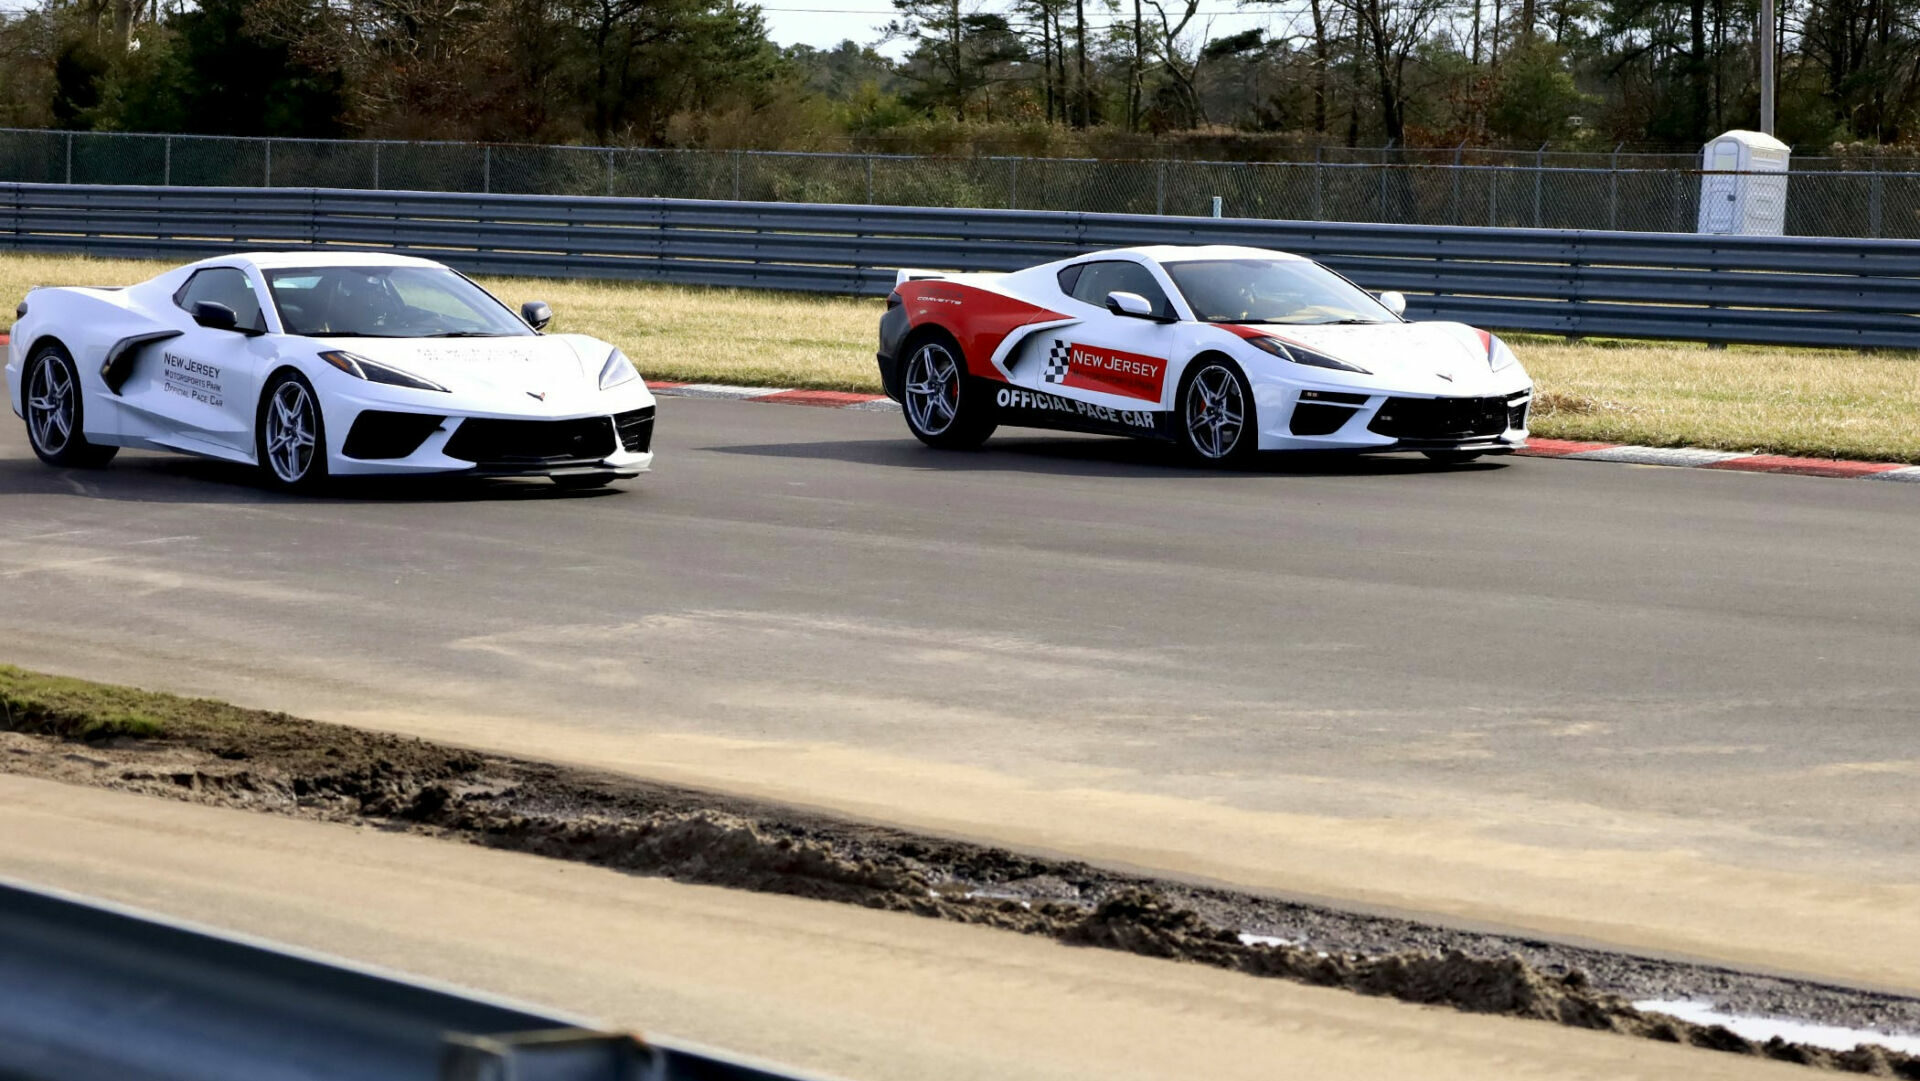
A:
[1237, 932, 1294, 948]
[1634, 999, 1920, 1055]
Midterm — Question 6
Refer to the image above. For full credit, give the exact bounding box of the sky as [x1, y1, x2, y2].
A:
[757, 2, 1290, 57]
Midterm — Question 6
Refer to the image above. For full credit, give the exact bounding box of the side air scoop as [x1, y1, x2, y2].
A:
[100, 330, 183, 394]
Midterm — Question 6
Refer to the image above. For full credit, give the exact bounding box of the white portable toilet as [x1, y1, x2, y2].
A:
[1696, 130, 1790, 235]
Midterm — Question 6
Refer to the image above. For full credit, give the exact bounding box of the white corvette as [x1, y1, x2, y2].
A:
[6, 252, 655, 489]
[877, 244, 1532, 464]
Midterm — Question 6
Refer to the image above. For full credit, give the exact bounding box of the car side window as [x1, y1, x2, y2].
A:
[1066, 261, 1174, 319]
[176, 268, 266, 331]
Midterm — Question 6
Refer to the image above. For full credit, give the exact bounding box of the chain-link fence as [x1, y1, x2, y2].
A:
[2, 127, 1915, 239]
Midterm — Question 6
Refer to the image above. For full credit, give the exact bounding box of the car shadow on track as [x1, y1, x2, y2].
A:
[0, 455, 629, 504]
[709, 434, 1510, 479]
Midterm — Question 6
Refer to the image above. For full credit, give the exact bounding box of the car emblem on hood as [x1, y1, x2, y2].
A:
[527, 391, 546, 401]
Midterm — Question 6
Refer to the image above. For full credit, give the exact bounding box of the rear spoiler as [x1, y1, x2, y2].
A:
[894, 268, 951, 286]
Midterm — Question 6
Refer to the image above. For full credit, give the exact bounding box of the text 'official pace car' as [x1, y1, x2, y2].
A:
[7, 252, 655, 490]
[875, 244, 1532, 464]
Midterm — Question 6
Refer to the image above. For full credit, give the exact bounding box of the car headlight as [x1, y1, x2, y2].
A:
[1248, 336, 1371, 375]
[1488, 335, 1519, 372]
[318, 350, 448, 392]
[599, 348, 639, 390]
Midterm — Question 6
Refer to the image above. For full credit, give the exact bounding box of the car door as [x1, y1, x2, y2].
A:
[119, 266, 278, 459]
[1015, 259, 1183, 423]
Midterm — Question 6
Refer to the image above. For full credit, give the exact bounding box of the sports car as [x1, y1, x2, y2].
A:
[876, 244, 1532, 464]
[7, 252, 655, 489]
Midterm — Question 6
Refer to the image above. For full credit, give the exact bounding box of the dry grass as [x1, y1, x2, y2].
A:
[1515, 336, 1920, 462]
[485, 274, 886, 391]
[5, 253, 1917, 461]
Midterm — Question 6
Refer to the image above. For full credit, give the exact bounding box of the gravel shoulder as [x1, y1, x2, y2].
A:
[5, 665, 1918, 1075]
[3, 773, 1820, 1081]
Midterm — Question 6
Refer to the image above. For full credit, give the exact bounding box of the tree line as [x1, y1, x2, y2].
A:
[1, 0, 1917, 153]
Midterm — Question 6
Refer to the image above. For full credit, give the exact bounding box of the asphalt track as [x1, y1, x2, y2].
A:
[3, 398, 1919, 991]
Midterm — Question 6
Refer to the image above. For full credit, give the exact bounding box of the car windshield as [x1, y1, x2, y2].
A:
[264, 266, 533, 338]
[1164, 258, 1395, 325]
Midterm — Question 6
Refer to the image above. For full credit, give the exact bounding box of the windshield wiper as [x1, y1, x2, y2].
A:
[423, 330, 505, 338]
[1308, 318, 1388, 325]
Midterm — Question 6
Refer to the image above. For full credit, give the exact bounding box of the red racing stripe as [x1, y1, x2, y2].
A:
[897, 280, 1066, 381]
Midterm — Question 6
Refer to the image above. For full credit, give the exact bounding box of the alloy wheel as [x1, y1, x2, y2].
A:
[1185, 364, 1245, 459]
[265, 381, 318, 483]
[25, 354, 75, 457]
[904, 343, 961, 436]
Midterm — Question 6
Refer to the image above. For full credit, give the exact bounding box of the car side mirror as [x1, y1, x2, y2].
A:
[192, 301, 243, 332]
[1105, 291, 1157, 320]
[522, 301, 552, 331]
[1377, 290, 1407, 317]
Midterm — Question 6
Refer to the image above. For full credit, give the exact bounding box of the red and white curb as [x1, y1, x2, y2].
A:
[650, 382, 902, 412]
[1520, 438, 1920, 481]
[652, 381, 1920, 483]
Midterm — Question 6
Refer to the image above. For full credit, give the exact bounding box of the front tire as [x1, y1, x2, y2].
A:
[1177, 357, 1257, 465]
[23, 343, 117, 468]
[901, 333, 995, 449]
[256, 370, 329, 491]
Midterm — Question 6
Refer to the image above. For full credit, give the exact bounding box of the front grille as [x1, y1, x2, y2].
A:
[613, 406, 654, 453]
[1368, 396, 1510, 441]
[342, 410, 444, 460]
[443, 416, 616, 466]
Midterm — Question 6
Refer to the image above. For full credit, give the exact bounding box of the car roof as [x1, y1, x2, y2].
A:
[184, 251, 448, 271]
[1103, 244, 1310, 265]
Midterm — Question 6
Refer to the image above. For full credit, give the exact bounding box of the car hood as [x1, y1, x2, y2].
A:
[1241, 321, 1517, 394]
[313, 333, 627, 412]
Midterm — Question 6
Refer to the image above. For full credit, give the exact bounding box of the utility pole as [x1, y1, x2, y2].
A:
[1759, 0, 1775, 133]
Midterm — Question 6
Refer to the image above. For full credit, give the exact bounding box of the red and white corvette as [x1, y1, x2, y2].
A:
[875, 244, 1533, 463]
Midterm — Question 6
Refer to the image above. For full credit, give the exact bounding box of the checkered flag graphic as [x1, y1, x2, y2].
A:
[1043, 341, 1071, 384]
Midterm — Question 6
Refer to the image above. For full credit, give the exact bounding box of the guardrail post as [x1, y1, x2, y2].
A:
[732, 150, 742, 200]
[1870, 172, 1884, 237]
[1008, 156, 1019, 209]
[606, 148, 615, 196]
[163, 136, 171, 186]
[1156, 159, 1167, 215]
[373, 142, 382, 189]
[65, 131, 72, 184]
[264, 140, 272, 187]
[865, 155, 875, 204]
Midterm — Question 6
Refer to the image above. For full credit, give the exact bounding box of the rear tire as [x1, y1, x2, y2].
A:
[256, 370, 329, 491]
[1176, 357, 1257, 465]
[23, 343, 117, 468]
[1422, 451, 1484, 465]
[900, 332, 995, 449]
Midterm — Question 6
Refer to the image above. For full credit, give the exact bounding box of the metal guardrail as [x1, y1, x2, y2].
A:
[0, 878, 818, 1081]
[2, 182, 1918, 349]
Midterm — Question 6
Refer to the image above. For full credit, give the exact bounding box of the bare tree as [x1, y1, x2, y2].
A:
[1334, 0, 1450, 141]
